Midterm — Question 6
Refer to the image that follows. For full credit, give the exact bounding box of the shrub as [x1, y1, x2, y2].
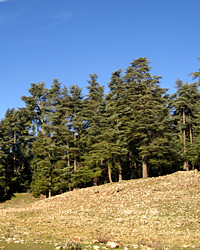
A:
[64, 241, 82, 250]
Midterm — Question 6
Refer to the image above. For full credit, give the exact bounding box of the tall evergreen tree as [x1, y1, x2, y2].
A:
[77, 74, 105, 185]
[106, 69, 128, 181]
[66, 84, 85, 188]
[0, 110, 14, 199]
[21, 82, 47, 135]
[170, 80, 200, 170]
[0, 108, 33, 198]
[30, 80, 69, 197]
[123, 57, 170, 178]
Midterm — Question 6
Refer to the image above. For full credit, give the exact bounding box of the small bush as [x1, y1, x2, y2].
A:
[95, 230, 111, 244]
[64, 241, 82, 250]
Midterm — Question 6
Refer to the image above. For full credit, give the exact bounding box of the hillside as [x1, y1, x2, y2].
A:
[0, 170, 200, 249]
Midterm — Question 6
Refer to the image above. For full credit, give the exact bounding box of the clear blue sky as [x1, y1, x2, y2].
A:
[0, 0, 200, 120]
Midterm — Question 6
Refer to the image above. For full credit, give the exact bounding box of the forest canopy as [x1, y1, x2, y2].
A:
[0, 57, 200, 199]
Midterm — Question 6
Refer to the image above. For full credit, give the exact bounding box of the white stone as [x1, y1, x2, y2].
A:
[6, 238, 12, 243]
[93, 246, 100, 250]
[106, 242, 119, 248]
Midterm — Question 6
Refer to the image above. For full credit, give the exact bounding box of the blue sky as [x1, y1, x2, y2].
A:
[0, 0, 200, 120]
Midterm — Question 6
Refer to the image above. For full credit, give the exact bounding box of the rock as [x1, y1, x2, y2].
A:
[55, 247, 62, 250]
[92, 240, 99, 244]
[74, 236, 81, 242]
[106, 242, 119, 248]
[93, 246, 100, 250]
[6, 238, 12, 243]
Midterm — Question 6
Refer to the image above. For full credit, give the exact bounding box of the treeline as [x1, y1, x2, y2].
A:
[0, 57, 200, 199]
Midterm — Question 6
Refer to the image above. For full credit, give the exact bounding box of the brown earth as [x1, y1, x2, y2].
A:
[0, 170, 200, 248]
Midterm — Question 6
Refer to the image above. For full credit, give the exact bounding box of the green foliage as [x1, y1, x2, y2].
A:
[0, 108, 33, 199]
[169, 78, 200, 170]
[1, 56, 200, 199]
[189, 57, 200, 80]
[64, 241, 82, 250]
[121, 57, 172, 178]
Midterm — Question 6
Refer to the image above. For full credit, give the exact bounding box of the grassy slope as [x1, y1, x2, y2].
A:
[0, 170, 200, 249]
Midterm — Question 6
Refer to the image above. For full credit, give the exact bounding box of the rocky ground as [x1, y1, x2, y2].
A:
[0, 170, 200, 249]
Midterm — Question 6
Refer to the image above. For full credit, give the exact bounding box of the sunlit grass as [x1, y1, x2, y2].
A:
[0, 171, 199, 249]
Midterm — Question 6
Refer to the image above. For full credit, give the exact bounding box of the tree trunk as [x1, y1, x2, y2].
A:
[108, 160, 113, 183]
[189, 113, 193, 144]
[39, 97, 45, 135]
[134, 161, 138, 178]
[183, 161, 189, 171]
[116, 119, 122, 182]
[189, 114, 194, 170]
[13, 130, 16, 171]
[48, 150, 52, 198]
[142, 155, 148, 178]
[118, 161, 122, 182]
[48, 176, 52, 198]
[183, 107, 186, 156]
[183, 107, 189, 171]
[13, 129, 18, 193]
[73, 131, 77, 171]
[93, 177, 98, 186]
[67, 142, 70, 168]
[129, 155, 133, 177]
[74, 159, 77, 171]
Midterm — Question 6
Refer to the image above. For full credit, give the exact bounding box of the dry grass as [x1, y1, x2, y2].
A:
[0, 170, 200, 249]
